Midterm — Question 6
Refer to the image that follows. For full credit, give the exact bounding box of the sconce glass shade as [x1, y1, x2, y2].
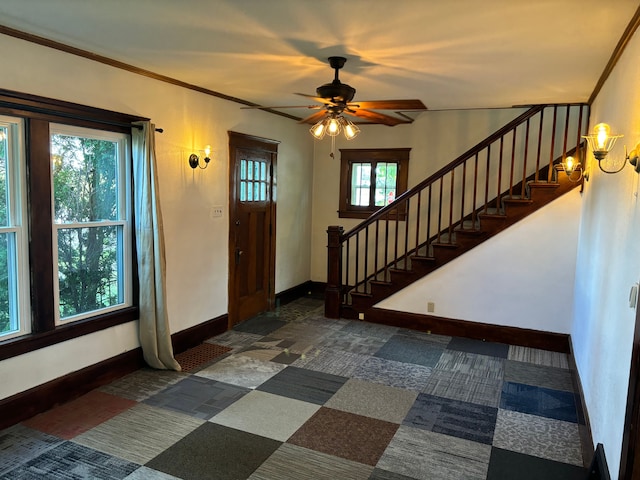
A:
[310, 121, 326, 139]
[583, 123, 624, 173]
[562, 156, 578, 175]
[343, 118, 360, 140]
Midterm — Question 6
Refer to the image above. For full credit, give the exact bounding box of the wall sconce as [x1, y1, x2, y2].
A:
[561, 155, 588, 183]
[188, 145, 211, 170]
[310, 114, 360, 140]
[582, 123, 625, 174]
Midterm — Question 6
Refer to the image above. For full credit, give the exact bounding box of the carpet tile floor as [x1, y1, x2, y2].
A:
[1, 297, 588, 479]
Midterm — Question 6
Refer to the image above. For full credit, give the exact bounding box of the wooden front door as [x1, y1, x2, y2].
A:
[228, 132, 278, 328]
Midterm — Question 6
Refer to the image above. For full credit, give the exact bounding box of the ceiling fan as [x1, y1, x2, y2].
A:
[244, 56, 427, 132]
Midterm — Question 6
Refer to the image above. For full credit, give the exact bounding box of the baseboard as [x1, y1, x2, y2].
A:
[365, 307, 571, 353]
[171, 314, 228, 354]
[569, 339, 596, 468]
[276, 280, 326, 305]
[0, 313, 229, 431]
[0, 347, 145, 431]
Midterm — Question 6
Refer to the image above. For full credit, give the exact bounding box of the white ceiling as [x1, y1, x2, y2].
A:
[0, 0, 637, 121]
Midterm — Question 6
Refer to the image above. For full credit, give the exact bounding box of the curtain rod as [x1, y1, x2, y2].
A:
[0, 99, 163, 132]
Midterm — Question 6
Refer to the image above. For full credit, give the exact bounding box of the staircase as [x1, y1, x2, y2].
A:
[325, 104, 588, 320]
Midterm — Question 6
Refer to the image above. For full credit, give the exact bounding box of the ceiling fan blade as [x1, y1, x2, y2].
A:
[298, 109, 329, 124]
[295, 93, 338, 106]
[241, 104, 322, 110]
[348, 99, 427, 110]
[344, 108, 408, 126]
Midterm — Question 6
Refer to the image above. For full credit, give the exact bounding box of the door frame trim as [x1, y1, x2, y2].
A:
[227, 131, 279, 328]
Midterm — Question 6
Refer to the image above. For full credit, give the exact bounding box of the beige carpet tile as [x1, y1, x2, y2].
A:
[291, 348, 370, 377]
[99, 367, 187, 401]
[422, 370, 504, 408]
[194, 353, 287, 389]
[73, 403, 204, 464]
[210, 390, 320, 441]
[434, 350, 505, 379]
[324, 378, 418, 423]
[249, 443, 373, 480]
[507, 346, 570, 369]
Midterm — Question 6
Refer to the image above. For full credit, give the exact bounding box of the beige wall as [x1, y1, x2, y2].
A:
[571, 29, 640, 477]
[0, 34, 313, 400]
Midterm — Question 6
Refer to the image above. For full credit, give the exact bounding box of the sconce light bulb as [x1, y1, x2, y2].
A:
[328, 118, 340, 135]
[594, 123, 611, 150]
[565, 156, 575, 173]
[204, 145, 211, 157]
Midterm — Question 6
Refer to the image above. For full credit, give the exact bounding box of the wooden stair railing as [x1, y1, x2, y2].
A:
[326, 104, 589, 319]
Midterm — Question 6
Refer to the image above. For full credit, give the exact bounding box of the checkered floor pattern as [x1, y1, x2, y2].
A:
[0, 298, 588, 479]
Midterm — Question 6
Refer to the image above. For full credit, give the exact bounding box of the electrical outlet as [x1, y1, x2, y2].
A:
[358, 312, 365, 320]
[210, 206, 223, 219]
[427, 302, 435, 313]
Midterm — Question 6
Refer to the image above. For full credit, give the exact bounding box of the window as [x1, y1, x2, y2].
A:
[0, 89, 142, 360]
[339, 148, 410, 219]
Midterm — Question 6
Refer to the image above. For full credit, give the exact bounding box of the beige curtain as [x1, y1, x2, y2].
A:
[131, 121, 181, 371]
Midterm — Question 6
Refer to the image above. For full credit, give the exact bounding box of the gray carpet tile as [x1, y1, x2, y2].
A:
[0, 424, 63, 475]
[271, 350, 301, 364]
[233, 314, 288, 335]
[397, 329, 453, 347]
[447, 337, 510, 358]
[269, 321, 329, 343]
[377, 425, 492, 480]
[374, 334, 445, 367]
[249, 443, 373, 480]
[487, 447, 586, 480]
[73, 404, 204, 465]
[493, 409, 583, 466]
[210, 390, 320, 442]
[257, 366, 348, 404]
[98, 368, 187, 402]
[143, 376, 250, 419]
[403, 393, 498, 445]
[236, 346, 281, 362]
[352, 356, 433, 391]
[205, 330, 263, 351]
[507, 346, 570, 369]
[339, 320, 399, 340]
[504, 360, 574, 392]
[2, 441, 138, 479]
[368, 468, 417, 480]
[421, 370, 504, 407]
[317, 330, 387, 355]
[292, 347, 370, 376]
[146, 423, 282, 480]
[194, 353, 287, 389]
[434, 350, 505, 379]
[124, 466, 181, 479]
[324, 378, 418, 424]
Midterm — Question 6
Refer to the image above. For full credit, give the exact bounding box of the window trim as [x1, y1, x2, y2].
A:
[0, 89, 145, 361]
[338, 148, 410, 219]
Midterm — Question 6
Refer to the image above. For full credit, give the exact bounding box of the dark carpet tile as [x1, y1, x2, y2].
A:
[447, 337, 510, 358]
[146, 423, 281, 480]
[374, 334, 444, 367]
[174, 343, 233, 373]
[256, 366, 348, 405]
[500, 382, 578, 423]
[403, 393, 498, 445]
[233, 315, 288, 335]
[144, 376, 250, 419]
[1, 441, 138, 479]
[271, 350, 302, 364]
[486, 447, 587, 480]
[0, 424, 63, 476]
[504, 360, 574, 392]
[288, 407, 399, 466]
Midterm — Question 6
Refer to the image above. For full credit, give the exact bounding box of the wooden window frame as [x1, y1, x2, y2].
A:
[338, 148, 410, 219]
[0, 89, 144, 361]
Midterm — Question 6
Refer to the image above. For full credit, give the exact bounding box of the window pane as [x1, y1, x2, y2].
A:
[247, 160, 253, 180]
[255, 162, 260, 182]
[0, 127, 8, 226]
[261, 162, 266, 181]
[240, 159, 246, 180]
[57, 225, 123, 319]
[254, 182, 259, 201]
[375, 162, 398, 206]
[260, 182, 266, 201]
[51, 134, 119, 223]
[0, 232, 18, 336]
[350, 163, 371, 206]
[247, 182, 253, 201]
[240, 181, 246, 201]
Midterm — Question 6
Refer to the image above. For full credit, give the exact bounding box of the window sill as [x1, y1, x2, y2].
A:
[0, 306, 138, 361]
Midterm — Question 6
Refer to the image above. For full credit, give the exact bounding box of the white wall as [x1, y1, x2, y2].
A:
[376, 190, 581, 333]
[310, 108, 524, 281]
[571, 29, 640, 477]
[0, 34, 313, 400]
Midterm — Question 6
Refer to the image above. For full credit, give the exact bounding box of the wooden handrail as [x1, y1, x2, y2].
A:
[342, 105, 546, 240]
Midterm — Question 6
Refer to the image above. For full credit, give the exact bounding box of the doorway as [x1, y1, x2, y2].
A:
[227, 131, 278, 328]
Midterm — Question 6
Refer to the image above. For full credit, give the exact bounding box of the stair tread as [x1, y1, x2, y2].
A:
[350, 291, 372, 298]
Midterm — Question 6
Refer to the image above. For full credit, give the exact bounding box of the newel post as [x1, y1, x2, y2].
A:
[325, 225, 344, 319]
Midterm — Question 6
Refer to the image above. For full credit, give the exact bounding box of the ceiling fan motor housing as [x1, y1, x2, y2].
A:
[316, 82, 356, 104]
